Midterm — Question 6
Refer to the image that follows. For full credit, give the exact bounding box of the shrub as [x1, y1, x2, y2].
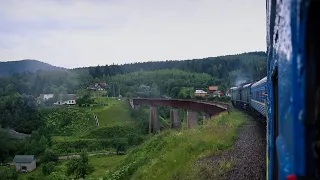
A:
[40, 149, 58, 164]
[42, 162, 56, 176]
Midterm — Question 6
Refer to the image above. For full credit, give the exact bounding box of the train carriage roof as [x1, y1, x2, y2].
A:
[251, 77, 267, 88]
[243, 83, 252, 88]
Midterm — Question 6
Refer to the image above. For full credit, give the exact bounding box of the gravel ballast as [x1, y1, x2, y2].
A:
[196, 114, 266, 180]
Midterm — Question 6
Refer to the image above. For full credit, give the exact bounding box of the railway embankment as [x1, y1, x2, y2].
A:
[196, 112, 266, 180]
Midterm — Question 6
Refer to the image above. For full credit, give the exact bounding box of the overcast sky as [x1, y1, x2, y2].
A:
[0, 0, 266, 68]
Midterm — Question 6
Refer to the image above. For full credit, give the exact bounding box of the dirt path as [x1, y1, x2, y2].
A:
[197, 115, 266, 180]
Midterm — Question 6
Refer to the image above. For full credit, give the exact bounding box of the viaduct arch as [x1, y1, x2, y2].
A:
[131, 98, 229, 133]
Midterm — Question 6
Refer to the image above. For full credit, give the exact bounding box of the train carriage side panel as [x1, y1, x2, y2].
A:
[230, 87, 237, 106]
[251, 77, 267, 117]
[238, 85, 246, 109]
[236, 87, 241, 102]
[242, 83, 252, 110]
[265, 0, 320, 179]
[233, 86, 241, 107]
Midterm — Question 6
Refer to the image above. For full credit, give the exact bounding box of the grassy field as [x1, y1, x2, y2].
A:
[48, 97, 148, 157]
[19, 155, 126, 180]
[105, 110, 247, 180]
[47, 97, 142, 156]
[51, 98, 134, 141]
[44, 107, 96, 136]
[89, 155, 126, 179]
[91, 99, 135, 127]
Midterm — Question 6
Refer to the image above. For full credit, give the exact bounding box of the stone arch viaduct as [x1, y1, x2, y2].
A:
[130, 98, 229, 133]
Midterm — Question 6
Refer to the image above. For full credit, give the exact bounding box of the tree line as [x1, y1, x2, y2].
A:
[83, 51, 267, 87]
[103, 69, 217, 98]
[0, 51, 266, 99]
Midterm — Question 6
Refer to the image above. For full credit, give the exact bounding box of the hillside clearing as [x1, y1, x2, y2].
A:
[91, 99, 134, 127]
[48, 98, 145, 156]
[44, 107, 95, 136]
[90, 155, 127, 179]
[51, 98, 135, 141]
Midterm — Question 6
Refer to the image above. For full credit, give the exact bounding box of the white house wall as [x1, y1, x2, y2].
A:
[43, 94, 54, 100]
[54, 100, 76, 105]
[15, 160, 36, 172]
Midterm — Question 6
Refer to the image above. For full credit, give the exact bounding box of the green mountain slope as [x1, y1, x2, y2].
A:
[0, 59, 65, 76]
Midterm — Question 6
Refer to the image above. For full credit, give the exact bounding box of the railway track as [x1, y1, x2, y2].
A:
[221, 107, 267, 180]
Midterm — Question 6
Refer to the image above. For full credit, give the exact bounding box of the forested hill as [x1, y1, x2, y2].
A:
[80, 51, 267, 86]
[0, 51, 266, 97]
[0, 59, 65, 76]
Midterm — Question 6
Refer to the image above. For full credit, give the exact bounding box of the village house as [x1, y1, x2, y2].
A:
[213, 90, 224, 97]
[97, 82, 107, 87]
[194, 90, 208, 97]
[13, 155, 36, 172]
[39, 94, 54, 100]
[54, 94, 76, 105]
[39, 94, 76, 105]
[87, 82, 108, 91]
[87, 85, 104, 91]
[208, 86, 219, 94]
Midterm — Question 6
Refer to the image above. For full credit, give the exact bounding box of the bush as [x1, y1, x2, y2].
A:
[83, 126, 143, 139]
[127, 135, 145, 146]
[42, 162, 56, 176]
[66, 150, 94, 179]
[213, 96, 231, 102]
[40, 149, 58, 164]
[0, 167, 18, 180]
[52, 139, 113, 154]
[207, 96, 231, 102]
[195, 96, 205, 100]
[112, 138, 128, 155]
[130, 108, 149, 133]
[43, 108, 94, 136]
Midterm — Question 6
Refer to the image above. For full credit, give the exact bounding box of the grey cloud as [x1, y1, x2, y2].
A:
[0, 0, 266, 68]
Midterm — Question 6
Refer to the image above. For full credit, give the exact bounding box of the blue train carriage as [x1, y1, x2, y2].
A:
[250, 77, 267, 118]
[266, 0, 319, 179]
